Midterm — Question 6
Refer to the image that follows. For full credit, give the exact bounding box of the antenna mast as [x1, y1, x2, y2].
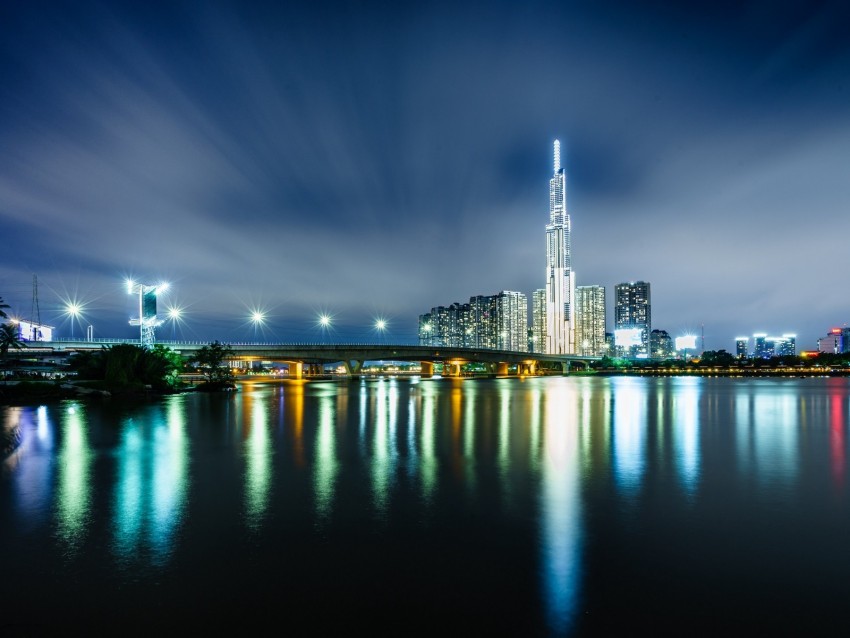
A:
[31, 274, 42, 340]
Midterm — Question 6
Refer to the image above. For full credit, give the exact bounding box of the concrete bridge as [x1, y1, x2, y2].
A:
[28, 340, 600, 379]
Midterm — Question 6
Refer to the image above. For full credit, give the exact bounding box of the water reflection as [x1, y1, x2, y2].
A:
[245, 389, 272, 530]
[56, 403, 92, 555]
[113, 397, 189, 564]
[672, 379, 700, 497]
[150, 398, 189, 558]
[541, 381, 582, 634]
[314, 389, 338, 523]
[738, 387, 799, 489]
[5, 406, 55, 528]
[829, 381, 846, 490]
[420, 386, 437, 503]
[6, 377, 850, 634]
[371, 379, 398, 517]
[611, 378, 646, 495]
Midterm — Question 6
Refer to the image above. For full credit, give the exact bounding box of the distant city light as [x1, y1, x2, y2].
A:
[614, 328, 642, 347]
[676, 335, 697, 350]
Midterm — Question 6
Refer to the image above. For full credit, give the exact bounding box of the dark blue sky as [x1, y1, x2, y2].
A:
[2, 0, 848, 349]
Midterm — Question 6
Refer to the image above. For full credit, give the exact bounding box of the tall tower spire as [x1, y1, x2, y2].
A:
[545, 139, 575, 354]
[553, 139, 561, 173]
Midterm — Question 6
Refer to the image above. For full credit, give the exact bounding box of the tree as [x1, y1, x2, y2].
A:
[0, 322, 26, 380]
[69, 343, 184, 390]
[0, 296, 9, 319]
[699, 349, 736, 367]
[193, 341, 235, 384]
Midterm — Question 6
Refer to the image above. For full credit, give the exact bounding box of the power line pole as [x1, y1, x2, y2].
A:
[31, 274, 42, 340]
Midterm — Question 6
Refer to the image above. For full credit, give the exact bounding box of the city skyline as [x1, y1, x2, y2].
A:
[1, 1, 848, 350]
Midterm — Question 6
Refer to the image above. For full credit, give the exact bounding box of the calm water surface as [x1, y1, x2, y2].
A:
[2, 376, 850, 635]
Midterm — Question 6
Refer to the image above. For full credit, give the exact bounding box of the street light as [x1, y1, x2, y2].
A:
[249, 310, 266, 341]
[317, 313, 333, 343]
[65, 303, 81, 339]
[166, 306, 182, 341]
[374, 318, 387, 344]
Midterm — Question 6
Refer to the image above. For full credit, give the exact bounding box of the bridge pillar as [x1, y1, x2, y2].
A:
[288, 362, 303, 380]
[420, 361, 434, 378]
[343, 360, 364, 378]
[497, 362, 509, 376]
[520, 362, 537, 375]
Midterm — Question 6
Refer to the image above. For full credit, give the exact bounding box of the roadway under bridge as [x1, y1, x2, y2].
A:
[28, 341, 600, 379]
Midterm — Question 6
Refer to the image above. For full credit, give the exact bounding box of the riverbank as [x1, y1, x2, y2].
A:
[0, 379, 194, 405]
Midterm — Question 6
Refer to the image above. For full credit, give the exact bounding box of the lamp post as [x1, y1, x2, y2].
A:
[65, 303, 81, 340]
[375, 318, 387, 344]
[250, 311, 265, 341]
[167, 307, 182, 341]
[318, 314, 331, 343]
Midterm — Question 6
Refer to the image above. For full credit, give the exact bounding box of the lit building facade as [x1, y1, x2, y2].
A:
[418, 291, 528, 352]
[531, 288, 546, 353]
[818, 329, 842, 354]
[545, 140, 575, 354]
[576, 285, 606, 356]
[649, 329, 673, 360]
[735, 337, 749, 358]
[614, 281, 651, 358]
[752, 333, 797, 358]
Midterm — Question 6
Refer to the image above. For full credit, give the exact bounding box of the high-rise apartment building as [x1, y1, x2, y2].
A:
[649, 329, 673, 360]
[531, 288, 546, 353]
[614, 281, 651, 358]
[545, 140, 575, 354]
[735, 337, 749, 358]
[752, 333, 796, 358]
[576, 285, 606, 356]
[494, 291, 528, 352]
[419, 291, 528, 352]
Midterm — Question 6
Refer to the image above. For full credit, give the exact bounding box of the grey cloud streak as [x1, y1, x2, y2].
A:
[1, 0, 848, 349]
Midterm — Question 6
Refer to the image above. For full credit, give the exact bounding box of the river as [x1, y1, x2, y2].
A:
[2, 376, 849, 635]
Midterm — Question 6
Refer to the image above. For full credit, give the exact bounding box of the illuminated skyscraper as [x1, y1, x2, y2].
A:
[614, 281, 651, 358]
[545, 140, 575, 354]
[531, 288, 546, 353]
[576, 285, 606, 356]
[418, 291, 527, 352]
[735, 337, 749, 358]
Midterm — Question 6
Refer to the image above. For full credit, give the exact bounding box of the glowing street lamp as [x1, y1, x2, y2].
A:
[319, 314, 331, 328]
[374, 318, 388, 343]
[166, 306, 183, 340]
[65, 303, 81, 339]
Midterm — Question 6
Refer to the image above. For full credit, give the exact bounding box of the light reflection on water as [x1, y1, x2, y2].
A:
[2, 377, 850, 634]
[113, 396, 189, 565]
[56, 403, 92, 555]
[245, 388, 272, 530]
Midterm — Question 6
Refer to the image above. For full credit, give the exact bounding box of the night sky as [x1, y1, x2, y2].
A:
[2, 0, 848, 350]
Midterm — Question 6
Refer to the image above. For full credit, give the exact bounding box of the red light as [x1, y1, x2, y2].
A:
[831, 328, 842, 334]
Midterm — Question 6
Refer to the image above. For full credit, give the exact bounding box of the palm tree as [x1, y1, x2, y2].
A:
[0, 296, 9, 320]
[0, 323, 24, 356]
[0, 322, 25, 381]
